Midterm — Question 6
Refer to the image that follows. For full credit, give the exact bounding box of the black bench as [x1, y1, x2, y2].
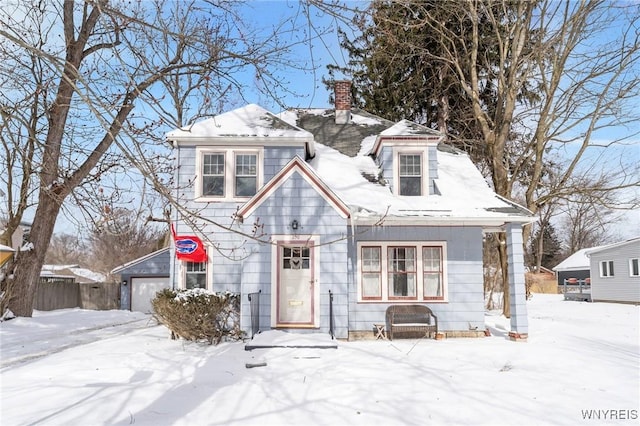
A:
[385, 305, 438, 340]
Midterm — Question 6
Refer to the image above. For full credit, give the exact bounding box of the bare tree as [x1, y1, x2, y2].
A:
[44, 233, 87, 266]
[558, 176, 624, 254]
[85, 209, 166, 278]
[322, 0, 639, 317]
[0, 0, 315, 317]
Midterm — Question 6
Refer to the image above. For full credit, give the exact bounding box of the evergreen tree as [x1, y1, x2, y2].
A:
[325, 0, 531, 163]
[530, 224, 563, 270]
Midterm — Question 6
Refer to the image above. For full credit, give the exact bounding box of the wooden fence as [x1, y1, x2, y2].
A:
[34, 281, 120, 311]
[79, 282, 120, 310]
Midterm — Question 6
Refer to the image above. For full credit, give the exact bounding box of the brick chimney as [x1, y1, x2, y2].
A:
[334, 80, 351, 124]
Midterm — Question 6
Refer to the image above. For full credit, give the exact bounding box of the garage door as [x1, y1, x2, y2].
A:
[131, 277, 170, 313]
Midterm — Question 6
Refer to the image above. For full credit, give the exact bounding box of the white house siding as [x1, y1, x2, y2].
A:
[589, 241, 640, 304]
[348, 225, 485, 333]
[239, 172, 350, 338]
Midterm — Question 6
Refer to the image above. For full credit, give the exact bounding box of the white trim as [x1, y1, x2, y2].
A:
[178, 245, 212, 290]
[239, 156, 350, 220]
[629, 258, 639, 277]
[194, 147, 263, 202]
[352, 216, 536, 227]
[356, 241, 448, 303]
[599, 260, 615, 278]
[270, 234, 321, 328]
[111, 247, 169, 274]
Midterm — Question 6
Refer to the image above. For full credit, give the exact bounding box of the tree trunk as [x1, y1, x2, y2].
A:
[7, 192, 62, 317]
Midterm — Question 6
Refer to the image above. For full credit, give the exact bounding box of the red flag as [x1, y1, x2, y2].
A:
[171, 224, 207, 262]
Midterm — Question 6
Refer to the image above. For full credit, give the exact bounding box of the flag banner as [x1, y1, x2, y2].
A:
[171, 224, 208, 263]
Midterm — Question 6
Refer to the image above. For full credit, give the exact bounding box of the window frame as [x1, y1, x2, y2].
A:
[600, 260, 615, 278]
[234, 152, 259, 198]
[422, 246, 444, 300]
[195, 147, 263, 202]
[201, 152, 226, 197]
[393, 148, 427, 197]
[357, 241, 447, 303]
[629, 258, 639, 277]
[360, 246, 382, 300]
[387, 246, 418, 300]
[184, 260, 208, 290]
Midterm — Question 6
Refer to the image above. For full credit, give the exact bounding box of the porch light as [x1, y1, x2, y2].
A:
[291, 220, 299, 230]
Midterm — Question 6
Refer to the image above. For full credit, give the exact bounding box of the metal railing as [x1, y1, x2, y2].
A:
[562, 278, 591, 302]
[247, 290, 261, 339]
[329, 290, 335, 340]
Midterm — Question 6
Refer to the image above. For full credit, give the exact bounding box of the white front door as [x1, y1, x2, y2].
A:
[277, 244, 315, 326]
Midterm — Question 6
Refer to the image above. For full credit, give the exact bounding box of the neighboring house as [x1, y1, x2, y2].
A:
[552, 248, 596, 286]
[41, 264, 106, 284]
[586, 237, 640, 304]
[0, 244, 14, 268]
[0, 220, 32, 251]
[112, 248, 171, 313]
[166, 81, 535, 340]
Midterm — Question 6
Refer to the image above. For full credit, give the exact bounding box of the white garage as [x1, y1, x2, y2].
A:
[111, 248, 172, 312]
[131, 277, 170, 313]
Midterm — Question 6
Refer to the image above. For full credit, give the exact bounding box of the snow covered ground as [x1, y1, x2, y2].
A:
[1, 294, 638, 425]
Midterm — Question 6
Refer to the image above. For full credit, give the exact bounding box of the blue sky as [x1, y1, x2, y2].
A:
[232, 0, 361, 111]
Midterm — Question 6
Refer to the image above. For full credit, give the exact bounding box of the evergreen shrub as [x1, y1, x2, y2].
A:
[152, 288, 242, 344]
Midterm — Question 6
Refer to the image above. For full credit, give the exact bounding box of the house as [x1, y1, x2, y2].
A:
[111, 248, 171, 313]
[166, 81, 535, 340]
[586, 237, 640, 304]
[41, 264, 106, 284]
[0, 244, 14, 268]
[552, 248, 596, 286]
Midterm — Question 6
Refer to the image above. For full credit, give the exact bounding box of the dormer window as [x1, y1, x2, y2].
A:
[196, 147, 263, 201]
[399, 154, 422, 196]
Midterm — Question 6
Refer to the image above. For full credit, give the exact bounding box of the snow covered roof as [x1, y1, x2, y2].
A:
[167, 104, 315, 156]
[171, 104, 535, 227]
[308, 143, 532, 225]
[552, 248, 597, 272]
[0, 244, 14, 252]
[41, 264, 106, 283]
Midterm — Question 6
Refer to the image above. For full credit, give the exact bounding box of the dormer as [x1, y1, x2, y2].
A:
[166, 104, 314, 202]
[371, 121, 443, 196]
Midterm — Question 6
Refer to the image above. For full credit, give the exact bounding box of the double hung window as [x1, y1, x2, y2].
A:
[185, 261, 207, 289]
[398, 154, 422, 196]
[202, 153, 225, 196]
[358, 242, 446, 302]
[197, 148, 261, 200]
[235, 154, 258, 197]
